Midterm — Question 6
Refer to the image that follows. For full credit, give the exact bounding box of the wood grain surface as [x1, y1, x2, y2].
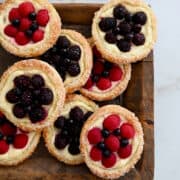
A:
[0, 4, 154, 180]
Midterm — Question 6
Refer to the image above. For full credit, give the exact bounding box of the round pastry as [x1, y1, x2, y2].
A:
[0, 59, 65, 131]
[43, 94, 98, 165]
[80, 105, 144, 179]
[80, 38, 131, 101]
[92, 0, 157, 64]
[0, 111, 40, 166]
[0, 0, 61, 57]
[41, 29, 93, 93]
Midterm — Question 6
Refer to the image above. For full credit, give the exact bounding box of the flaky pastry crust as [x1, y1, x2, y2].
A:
[80, 38, 131, 101]
[43, 94, 98, 165]
[0, 59, 65, 131]
[92, 0, 157, 64]
[80, 105, 144, 179]
[0, 0, 61, 57]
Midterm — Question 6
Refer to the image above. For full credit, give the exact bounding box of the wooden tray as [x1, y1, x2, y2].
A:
[0, 4, 154, 180]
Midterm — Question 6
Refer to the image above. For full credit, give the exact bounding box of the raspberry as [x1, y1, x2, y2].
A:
[90, 146, 102, 161]
[19, 18, 31, 31]
[118, 144, 132, 158]
[18, 2, 35, 17]
[13, 134, 28, 149]
[36, 9, 49, 26]
[1, 123, 17, 136]
[15, 32, 30, 45]
[120, 123, 135, 139]
[93, 46, 101, 59]
[109, 66, 123, 81]
[32, 29, 44, 43]
[84, 77, 93, 89]
[4, 25, 18, 37]
[8, 8, 21, 21]
[96, 77, 111, 90]
[87, 127, 102, 144]
[0, 140, 9, 154]
[104, 135, 120, 152]
[93, 61, 104, 74]
[103, 114, 120, 131]
[102, 153, 116, 168]
[0, 111, 4, 118]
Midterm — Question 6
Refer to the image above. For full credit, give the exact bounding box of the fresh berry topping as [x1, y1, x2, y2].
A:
[124, 33, 134, 42]
[0, 132, 4, 140]
[19, 18, 31, 31]
[84, 77, 93, 89]
[118, 144, 132, 158]
[30, 21, 39, 31]
[70, 106, 84, 121]
[9, 8, 21, 21]
[54, 116, 66, 129]
[15, 32, 30, 45]
[101, 129, 110, 138]
[6, 88, 19, 103]
[105, 32, 116, 44]
[120, 123, 135, 139]
[102, 148, 111, 157]
[6, 135, 14, 144]
[119, 21, 131, 35]
[18, 2, 35, 17]
[39, 88, 53, 105]
[57, 36, 71, 49]
[4, 25, 18, 37]
[93, 46, 101, 59]
[132, 24, 142, 33]
[103, 114, 120, 131]
[83, 111, 93, 121]
[102, 71, 109, 78]
[14, 75, 31, 89]
[133, 33, 145, 46]
[125, 13, 132, 22]
[68, 141, 80, 155]
[99, 17, 116, 32]
[113, 5, 127, 20]
[21, 90, 32, 105]
[1, 123, 17, 136]
[109, 66, 123, 81]
[12, 19, 20, 27]
[32, 29, 44, 43]
[105, 135, 120, 152]
[13, 134, 28, 149]
[90, 146, 102, 161]
[113, 128, 121, 136]
[102, 153, 116, 168]
[104, 61, 113, 70]
[25, 29, 33, 37]
[67, 45, 81, 61]
[36, 9, 49, 26]
[92, 74, 100, 83]
[55, 133, 68, 149]
[28, 12, 36, 20]
[31, 74, 45, 88]
[93, 61, 104, 75]
[120, 138, 129, 147]
[96, 77, 112, 90]
[0, 140, 9, 154]
[67, 62, 80, 76]
[132, 11, 147, 25]
[112, 26, 121, 35]
[88, 127, 102, 144]
[13, 103, 26, 118]
[97, 142, 106, 150]
[117, 39, 131, 52]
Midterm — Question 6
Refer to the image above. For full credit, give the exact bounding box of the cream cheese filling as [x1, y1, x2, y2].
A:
[0, 70, 57, 125]
[96, 4, 153, 59]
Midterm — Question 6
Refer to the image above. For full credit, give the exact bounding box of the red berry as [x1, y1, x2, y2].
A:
[1, 123, 17, 136]
[93, 46, 101, 59]
[18, 2, 35, 17]
[15, 32, 30, 45]
[102, 153, 116, 168]
[36, 9, 49, 26]
[84, 77, 93, 89]
[93, 61, 104, 74]
[90, 146, 102, 161]
[118, 144, 132, 158]
[0, 140, 9, 154]
[103, 114, 120, 131]
[32, 29, 44, 43]
[0, 112, 4, 118]
[13, 134, 28, 149]
[19, 18, 31, 31]
[8, 8, 21, 21]
[120, 123, 135, 139]
[109, 66, 123, 81]
[87, 127, 102, 144]
[96, 77, 111, 90]
[105, 135, 120, 152]
[4, 25, 18, 37]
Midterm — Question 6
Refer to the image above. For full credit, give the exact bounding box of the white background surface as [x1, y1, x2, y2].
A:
[1, 0, 179, 179]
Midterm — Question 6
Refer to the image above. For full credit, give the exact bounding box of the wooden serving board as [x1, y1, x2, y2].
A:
[0, 4, 154, 180]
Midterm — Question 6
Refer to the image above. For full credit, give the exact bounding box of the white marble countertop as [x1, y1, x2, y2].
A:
[0, 0, 178, 180]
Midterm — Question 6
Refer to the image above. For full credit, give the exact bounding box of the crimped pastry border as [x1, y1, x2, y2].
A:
[80, 105, 144, 179]
[80, 38, 131, 101]
[0, 131, 41, 166]
[0, 0, 61, 58]
[43, 94, 98, 165]
[92, 0, 157, 64]
[61, 29, 93, 94]
[0, 59, 65, 131]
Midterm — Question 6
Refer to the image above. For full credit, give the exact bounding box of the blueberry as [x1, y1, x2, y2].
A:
[39, 88, 53, 105]
[132, 24, 142, 33]
[113, 128, 121, 136]
[120, 138, 129, 147]
[99, 17, 116, 32]
[124, 33, 134, 42]
[68, 142, 80, 155]
[59, 48, 68, 57]
[117, 39, 131, 52]
[132, 11, 147, 25]
[105, 32, 117, 44]
[14, 75, 31, 89]
[113, 5, 128, 19]
[103, 148, 111, 157]
[51, 46, 58, 54]
[101, 129, 110, 138]
[11, 19, 20, 27]
[102, 71, 109, 77]
[0, 132, 4, 140]
[119, 21, 132, 35]
[67, 45, 81, 61]
[54, 116, 66, 129]
[28, 12, 36, 20]
[21, 90, 32, 105]
[31, 74, 45, 88]
[83, 111, 93, 121]
[54, 133, 68, 149]
[32, 89, 41, 98]
[92, 74, 100, 83]
[70, 106, 84, 121]
[57, 36, 71, 49]
[61, 129, 69, 138]
[132, 33, 145, 45]
[67, 62, 80, 76]
[112, 26, 121, 35]
[6, 135, 14, 144]
[6, 89, 19, 103]
[30, 22, 39, 31]
[25, 29, 33, 37]
[125, 13, 132, 22]
[104, 61, 113, 70]
[97, 142, 106, 150]
[61, 58, 71, 68]
[13, 103, 26, 118]
[0, 117, 6, 126]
